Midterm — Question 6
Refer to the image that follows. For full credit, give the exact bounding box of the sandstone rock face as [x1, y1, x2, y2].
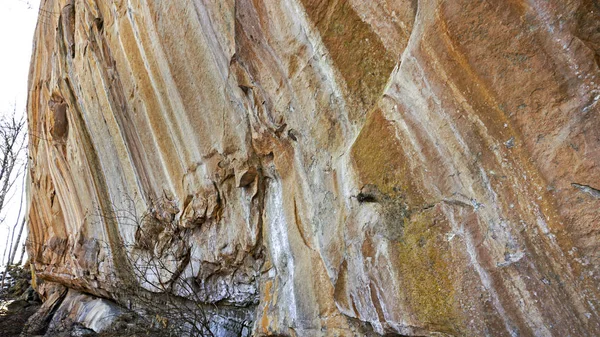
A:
[27, 0, 600, 336]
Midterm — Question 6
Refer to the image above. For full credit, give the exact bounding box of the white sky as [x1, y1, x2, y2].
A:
[0, 0, 41, 267]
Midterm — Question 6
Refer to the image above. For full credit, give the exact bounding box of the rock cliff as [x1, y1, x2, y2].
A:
[26, 0, 600, 336]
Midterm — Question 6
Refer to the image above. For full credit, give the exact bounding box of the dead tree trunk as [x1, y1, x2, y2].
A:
[8, 218, 26, 266]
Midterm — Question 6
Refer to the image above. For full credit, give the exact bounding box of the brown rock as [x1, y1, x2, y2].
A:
[26, 0, 600, 336]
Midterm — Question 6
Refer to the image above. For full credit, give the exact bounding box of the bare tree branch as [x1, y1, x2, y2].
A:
[0, 109, 27, 292]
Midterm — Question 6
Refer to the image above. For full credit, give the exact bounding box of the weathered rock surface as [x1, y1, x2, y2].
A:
[45, 288, 126, 333]
[27, 0, 600, 336]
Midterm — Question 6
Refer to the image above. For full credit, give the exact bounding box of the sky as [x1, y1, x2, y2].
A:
[0, 0, 41, 267]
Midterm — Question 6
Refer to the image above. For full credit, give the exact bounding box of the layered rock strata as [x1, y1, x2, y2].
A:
[27, 0, 600, 336]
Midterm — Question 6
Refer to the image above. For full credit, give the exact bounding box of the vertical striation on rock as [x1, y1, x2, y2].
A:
[26, 0, 600, 336]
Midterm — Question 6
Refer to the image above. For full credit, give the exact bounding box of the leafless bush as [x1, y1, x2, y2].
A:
[91, 194, 219, 337]
[26, 189, 252, 336]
